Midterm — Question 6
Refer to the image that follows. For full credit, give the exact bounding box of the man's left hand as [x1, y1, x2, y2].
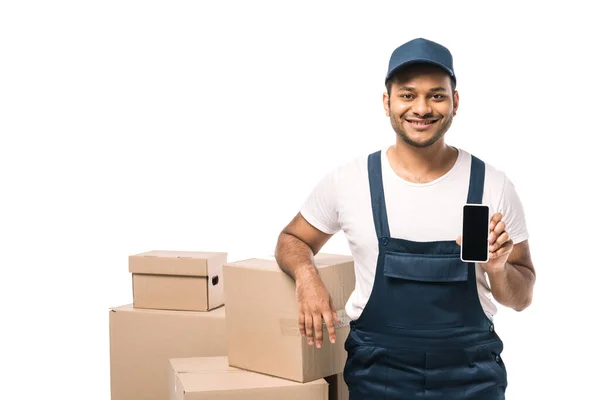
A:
[457, 212, 514, 274]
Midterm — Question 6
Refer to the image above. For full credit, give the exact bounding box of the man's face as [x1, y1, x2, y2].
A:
[383, 64, 459, 148]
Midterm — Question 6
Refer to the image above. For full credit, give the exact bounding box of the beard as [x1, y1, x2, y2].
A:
[390, 108, 454, 148]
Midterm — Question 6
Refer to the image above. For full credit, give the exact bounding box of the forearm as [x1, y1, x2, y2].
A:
[487, 262, 535, 311]
[275, 232, 318, 281]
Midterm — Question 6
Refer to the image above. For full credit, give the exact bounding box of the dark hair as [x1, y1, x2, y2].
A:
[385, 66, 456, 96]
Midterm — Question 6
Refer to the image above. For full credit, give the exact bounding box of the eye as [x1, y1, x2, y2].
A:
[432, 94, 446, 100]
[399, 93, 414, 100]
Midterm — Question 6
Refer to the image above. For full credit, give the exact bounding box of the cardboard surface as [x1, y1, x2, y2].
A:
[109, 304, 227, 400]
[325, 373, 349, 400]
[132, 274, 210, 311]
[169, 357, 328, 400]
[129, 250, 226, 276]
[129, 250, 226, 311]
[223, 253, 355, 383]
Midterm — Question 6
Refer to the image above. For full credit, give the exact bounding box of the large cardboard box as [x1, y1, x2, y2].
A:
[109, 304, 227, 400]
[169, 357, 328, 400]
[325, 373, 349, 400]
[129, 250, 227, 311]
[223, 253, 355, 383]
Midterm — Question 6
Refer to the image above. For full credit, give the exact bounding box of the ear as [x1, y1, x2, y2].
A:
[453, 90, 460, 116]
[383, 91, 390, 117]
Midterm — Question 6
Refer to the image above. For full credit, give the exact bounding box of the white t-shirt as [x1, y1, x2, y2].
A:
[300, 146, 529, 321]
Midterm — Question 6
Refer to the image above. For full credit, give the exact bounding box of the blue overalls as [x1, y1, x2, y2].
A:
[343, 150, 508, 399]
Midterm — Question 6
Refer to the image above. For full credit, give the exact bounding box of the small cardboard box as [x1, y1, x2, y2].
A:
[169, 357, 328, 400]
[129, 250, 227, 311]
[109, 304, 227, 400]
[223, 253, 355, 383]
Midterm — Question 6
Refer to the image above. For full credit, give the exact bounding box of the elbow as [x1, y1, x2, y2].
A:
[514, 294, 533, 312]
[512, 265, 536, 312]
[275, 229, 291, 247]
[275, 231, 284, 249]
[274, 232, 287, 260]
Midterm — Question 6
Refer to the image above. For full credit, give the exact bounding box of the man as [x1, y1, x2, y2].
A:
[274, 38, 535, 399]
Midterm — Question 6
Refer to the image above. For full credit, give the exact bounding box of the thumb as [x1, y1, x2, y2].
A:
[456, 236, 462, 246]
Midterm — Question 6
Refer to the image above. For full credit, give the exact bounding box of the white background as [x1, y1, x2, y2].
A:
[1, 1, 598, 399]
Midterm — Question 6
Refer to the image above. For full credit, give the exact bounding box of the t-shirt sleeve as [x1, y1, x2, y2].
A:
[497, 175, 529, 244]
[299, 168, 342, 235]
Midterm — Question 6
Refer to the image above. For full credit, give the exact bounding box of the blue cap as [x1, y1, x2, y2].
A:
[385, 38, 455, 84]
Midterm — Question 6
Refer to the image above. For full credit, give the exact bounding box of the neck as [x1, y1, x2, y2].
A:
[387, 138, 458, 183]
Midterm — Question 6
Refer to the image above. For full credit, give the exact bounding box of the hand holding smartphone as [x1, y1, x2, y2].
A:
[460, 204, 490, 263]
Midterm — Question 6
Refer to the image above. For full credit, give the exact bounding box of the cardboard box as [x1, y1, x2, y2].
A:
[325, 373, 349, 400]
[169, 357, 328, 400]
[223, 253, 355, 383]
[129, 250, 227, 311]
[109, 304, 227, 400]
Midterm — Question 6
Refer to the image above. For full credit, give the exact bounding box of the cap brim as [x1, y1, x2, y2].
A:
[385, 59, 455, 83]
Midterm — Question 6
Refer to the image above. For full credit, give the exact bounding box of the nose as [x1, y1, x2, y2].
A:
[412, 96, 432, 117]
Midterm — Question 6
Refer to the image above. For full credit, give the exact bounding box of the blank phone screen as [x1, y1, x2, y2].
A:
[462, 205, 489, 262]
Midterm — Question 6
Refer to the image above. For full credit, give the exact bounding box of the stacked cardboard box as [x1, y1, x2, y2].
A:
[109, 250, 352, 400]
[169, 357, 329, 400]
[109, 251, 229, 400]
[129, 250, 226, 312]
[223, 255, 354, 383]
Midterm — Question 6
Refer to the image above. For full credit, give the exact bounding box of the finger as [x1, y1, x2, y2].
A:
[489, 221, 505, 244]
[489, 212, 502, 232]
[298, 313, 306, 337]
[490, 231, 510, 252]
[305, 313, 314, 345]
[330, 298, 339, 323]
[313, 313, 323, 348]
[456, 236, 462, 246]
[493, 221, 506, 237]
[491, 212, 503, 225]
[490, 239, 513, 259]
[322, 310, 337, 344]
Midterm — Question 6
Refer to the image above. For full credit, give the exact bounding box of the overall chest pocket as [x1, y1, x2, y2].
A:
[382, 252, 470, 330]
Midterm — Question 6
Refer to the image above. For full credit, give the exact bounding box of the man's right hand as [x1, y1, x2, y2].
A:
[295, 268, 339, 348]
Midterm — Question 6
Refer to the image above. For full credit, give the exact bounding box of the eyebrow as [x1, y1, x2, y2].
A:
[397, 86, 448, 93]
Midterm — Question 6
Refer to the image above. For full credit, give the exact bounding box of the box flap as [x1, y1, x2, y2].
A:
[312, 253, 353, 267]
[171, 357, 327, 391]
[110, 304, 226, 319]
[171, 356, 231, 373]
[224, 253, 353, 272]
[129, 250, 227, 277]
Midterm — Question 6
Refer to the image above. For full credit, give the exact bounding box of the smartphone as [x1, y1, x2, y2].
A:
[460, 204, 490, 263]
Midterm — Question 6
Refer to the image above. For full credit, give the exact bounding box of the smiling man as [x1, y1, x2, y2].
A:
[275, 38, 536, 399]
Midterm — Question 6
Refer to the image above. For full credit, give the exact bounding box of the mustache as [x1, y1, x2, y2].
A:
[404, 115, 440, 120]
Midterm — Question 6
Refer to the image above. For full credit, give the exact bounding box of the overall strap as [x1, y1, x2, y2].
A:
[367, 151, 391, 239]
[467, 155, 486, 204]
